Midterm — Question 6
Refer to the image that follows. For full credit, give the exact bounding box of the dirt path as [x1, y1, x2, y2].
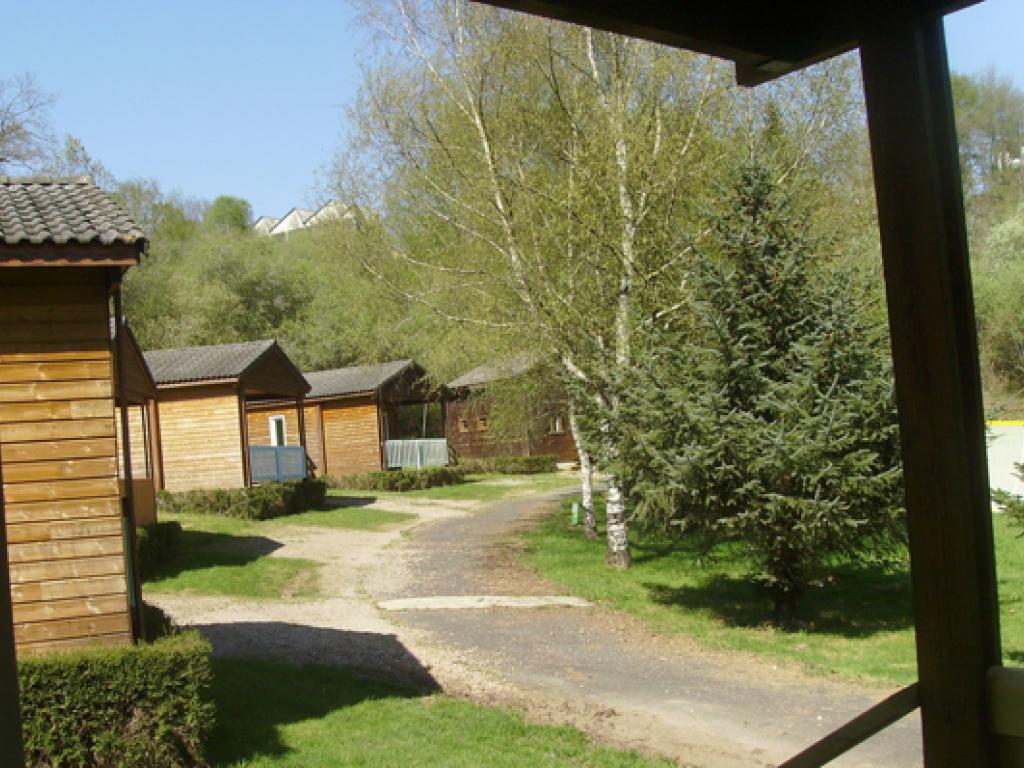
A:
[151, 488, 924, 768]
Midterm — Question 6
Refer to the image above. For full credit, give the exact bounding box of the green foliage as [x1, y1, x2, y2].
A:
[331, 466, 467, 492]
[156, 478, 327, 520]
[141, 601, 180, 642]
[18, 632, 213, 768]
[458, 454, 559, 475]
[137, 521, 183, 580]
[615, 159, 904, 621]
[203, 195, 252, 231]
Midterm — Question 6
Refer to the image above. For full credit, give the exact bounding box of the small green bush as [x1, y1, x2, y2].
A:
[157, 477, 327, 520]
[137, 521, 183, 580]
[457, 454, 558, 474]
[331, 465, 467, 491]
[19, 631, 213, 768]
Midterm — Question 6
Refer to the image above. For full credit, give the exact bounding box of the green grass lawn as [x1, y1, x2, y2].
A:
[144, 513, 320, 599]
[207, 657, 676, 768]
[272, 504, 417, 531]
[329, 472, 577, 504]
[523, 497, 1024, 686]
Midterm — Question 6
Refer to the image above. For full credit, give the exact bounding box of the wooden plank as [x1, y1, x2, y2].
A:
[8, 535, 126, 565]
[1, 476, 119, 504]
[0, 360, 112, 384]
[16, 632, 130, 657]
[11, 575, 127, 604]
[0, 379, 113, 404]
[0, 442, 25, 766]
[0, 303, 109, 325]
[14, 612, 131, 645]
[860, 18, 1001, 767]
[0, 437, 117, 464]
[0, 267, 108, 287]
[12, 595, 129, 626]
[9, 555, 125, 584]
[6, 516, 123, 545]
[1, 323, 110, 345]
[0, 418, 115, 443]
[0, 344, 110, 364]
[0, 399, 113, 424]
[2, 457, 118, 484]
[4, 496, 121, 524]
[157, 386, 246, 491]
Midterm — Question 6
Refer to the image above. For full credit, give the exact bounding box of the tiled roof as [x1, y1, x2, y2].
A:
[144, 339, 278, 385]
[0, 176, 145, 246]
[448, 354, 536, 389]
[305, 360, 418, 399]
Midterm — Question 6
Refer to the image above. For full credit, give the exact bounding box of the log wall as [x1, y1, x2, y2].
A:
[0, 269, 133, 656]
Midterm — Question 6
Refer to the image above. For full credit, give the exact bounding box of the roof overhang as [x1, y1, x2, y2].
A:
[474, 1, 980, 84]
[0, 242, 143, 267]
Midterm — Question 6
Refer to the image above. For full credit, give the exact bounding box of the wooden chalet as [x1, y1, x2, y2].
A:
[0, 4, 1016, 767]
[143, 340, 310, 491]
[447, 357, 577, 464]
[248, 359, 442, 477]
[0, 175, 147, 659]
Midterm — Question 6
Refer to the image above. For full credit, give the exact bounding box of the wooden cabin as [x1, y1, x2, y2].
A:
[248, 359, 443, 477]
[447, 357, 578, 464]
[115, 324, 159, 526]
[0, 175, 146, 656]
[143, 340, 310, 491]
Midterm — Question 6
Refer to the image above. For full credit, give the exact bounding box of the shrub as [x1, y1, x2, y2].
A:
[137, 521, 182, 580]
[457, 454, 558, 475]
[19, 631, 213, 768]
[157, 477, 327, 520]
[331, 465, 467, 491]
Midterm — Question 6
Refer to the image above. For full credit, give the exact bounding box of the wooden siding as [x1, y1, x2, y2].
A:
[320, 396, 382, 476]
[302, 406, 324, 476]
[155, 384, 245, 491]
[0, 269, 133, 656]
[115, 405, 150, 480]
[245, 405, 301, 447]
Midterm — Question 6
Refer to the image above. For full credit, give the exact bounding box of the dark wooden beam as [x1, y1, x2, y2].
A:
[860, 15, 1000, 766]
[0, 455, 25, 767]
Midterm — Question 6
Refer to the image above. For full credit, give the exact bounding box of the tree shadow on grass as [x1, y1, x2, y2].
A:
[321, 495, 378, 508]
[645, 562, 914, 638]
[201, 623, 438, 766]
[146, 530, 283, 581]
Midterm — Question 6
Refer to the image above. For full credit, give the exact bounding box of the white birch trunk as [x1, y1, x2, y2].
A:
[569, 410, 597, 539]
[604, 476, 630, 568]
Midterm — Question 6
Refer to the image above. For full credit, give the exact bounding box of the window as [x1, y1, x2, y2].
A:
[477, 415, 489, 432]
[549, 415, 565, 434]
[459, 418, 470, 433]
[269, 415, 287, 447]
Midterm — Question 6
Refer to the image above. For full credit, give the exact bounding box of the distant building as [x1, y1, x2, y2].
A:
[253, 200, 355, 237]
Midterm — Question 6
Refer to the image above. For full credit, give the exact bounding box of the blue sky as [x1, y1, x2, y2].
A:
[4, 1, 1021, 220]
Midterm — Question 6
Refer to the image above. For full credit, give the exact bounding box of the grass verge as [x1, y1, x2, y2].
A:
[523, 498, 1024, 685]
[208, 657, 676, 767]
[144, 513, 319, 599]
[272, 505, 417, 531]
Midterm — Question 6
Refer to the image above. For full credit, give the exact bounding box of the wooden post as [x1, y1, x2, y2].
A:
[0, 453, 25, 767]
[860, 15, 1001, 766]
[147, 398, 164, 491]
[112, 284, 145, 642]
[296, 396, 308, 477]
[238, 387, 251, 488]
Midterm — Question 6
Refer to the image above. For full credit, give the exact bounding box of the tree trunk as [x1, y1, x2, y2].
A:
[569, 410, 598, 539]
[604, 477, 631, 568]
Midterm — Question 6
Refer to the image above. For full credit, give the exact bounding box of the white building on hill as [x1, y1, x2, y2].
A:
[253, 200, 354, 237]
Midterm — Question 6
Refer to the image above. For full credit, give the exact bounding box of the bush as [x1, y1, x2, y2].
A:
[457, 454, 558, 474]
[331, 465, 467, 491]
[157, 477, 327, 520]
[137, 521, 182, 580]
[19, 631, 213, 768]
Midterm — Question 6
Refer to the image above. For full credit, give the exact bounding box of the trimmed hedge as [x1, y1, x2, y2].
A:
[137, 521, 182, 580]
[157, 477, 327, 520]
[331, 465, 467, 492]
[19, 631, 213, 768]
[457, 454, 559, 475]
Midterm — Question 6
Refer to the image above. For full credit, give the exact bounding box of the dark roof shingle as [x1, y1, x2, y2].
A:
[305, 360, 418, 399]
[144, 340, 278, 385]
[0, 176, 145, 246]
[448, 354, 536, 389]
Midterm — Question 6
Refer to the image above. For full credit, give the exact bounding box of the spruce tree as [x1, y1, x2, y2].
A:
[621, 158, 904, 624]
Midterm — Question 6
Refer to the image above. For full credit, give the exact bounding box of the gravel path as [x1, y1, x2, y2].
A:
[151, 487, 925, 768]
